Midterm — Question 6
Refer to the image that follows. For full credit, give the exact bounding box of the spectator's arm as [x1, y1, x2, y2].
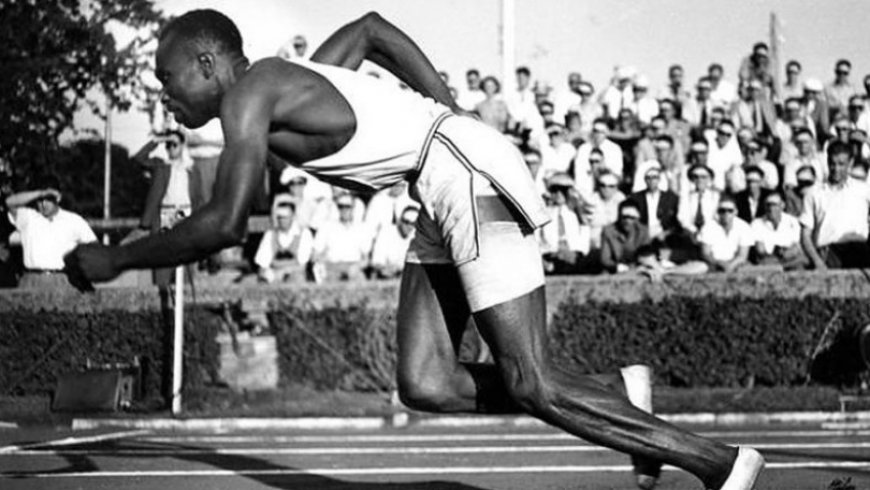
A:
[598, 230, 617, 273]
[723, 245, 749, 272]
[700, 243, 718, 270]
[5, 189, 58, 211]
[311, 12, 460, 113]
[254, 230, 275, 270]
[296, 229, 314, 265]
[800, 225, 826, 270]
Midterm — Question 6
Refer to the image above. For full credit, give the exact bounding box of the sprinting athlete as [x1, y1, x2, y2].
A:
[66, 10, 763, 489]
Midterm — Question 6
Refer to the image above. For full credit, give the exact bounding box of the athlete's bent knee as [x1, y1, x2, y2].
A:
[397, 372, 459, 412]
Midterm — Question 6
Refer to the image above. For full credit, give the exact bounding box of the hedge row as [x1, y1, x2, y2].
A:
[0, 307, 221, 404]
[2, 295, 869, 402]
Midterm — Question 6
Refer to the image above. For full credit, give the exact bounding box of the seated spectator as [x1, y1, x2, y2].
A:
[523, 148, 548, 197]
[632, 135, 681, 193]
[369, 206, 418, 279]
[564, 110, 586, 147]
[254, 197, 314, 284]
[630, 75, 659, 124]
[682, 77, 716, 131]
[456, 68, 486, 112]
[5, 175, 97, 289]
[599, 200, 651, 274]
[708, 62, 738, 108]
[311, 193, 373, 282]
[627, 166, 680, 242]
[803, 78, 831, 147]
[677, 164, 721, 236]
[800, 141, 870, 269]
[317, 186, 366, 228]
[599, 65, 636, 121]
[847, 94, 870, 136]
[705, 120, 743, 191]
[474, 75, 512, 133]
[751, 192, 807, 270]
[609, 109, 643, 183]
[732, 79, 776, 140]
[574, 81, 602, 137]
[539, 173, 593, 274]
[635, 116, 687, 178]
[824, 59, 857, 121]
[783, 165, 817, 217]
[278, 166, 330, 230]
[541, 123, 576, 176]
[364, 181, 417, 236]
[657, 64, 692, 116]
[587, 171, 626, 248]
[572, 119, 624, 192]
[780, 60, 804, 104]
[552, 71, 583, 123]
[658, 98, 691, 152]
[725, 138, 779, 193]
[733, 165, 771, 224]
[698, 195, 754, 273]
[782, 127, 826, 189]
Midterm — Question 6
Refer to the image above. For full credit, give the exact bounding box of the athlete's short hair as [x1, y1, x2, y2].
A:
[160, 9, 244, 56]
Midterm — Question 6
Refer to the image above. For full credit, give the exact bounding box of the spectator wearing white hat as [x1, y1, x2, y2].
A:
[539, 172, 593, 274]
[629, 74, 659, 125]
[587, 171, 626, 249]
[751, 192, 806, 270]
[368, 205, 418, 279]
[364, 181, 418, 238]
[255, 196, 314, 284]
[803, 77, 831, 146]
[573, 81, 603, 136]
[599, 65, 636, 122]
[599, 200, 651, 274]
[311, 192, 373, 282]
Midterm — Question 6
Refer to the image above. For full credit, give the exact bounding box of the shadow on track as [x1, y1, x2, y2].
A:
[3, 437, 490, 490]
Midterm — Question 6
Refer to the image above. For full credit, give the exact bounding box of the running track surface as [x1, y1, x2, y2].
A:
[1, 421, 869, 489]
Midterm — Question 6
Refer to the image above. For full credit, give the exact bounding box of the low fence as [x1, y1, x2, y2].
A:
[2, 270, 870, 404]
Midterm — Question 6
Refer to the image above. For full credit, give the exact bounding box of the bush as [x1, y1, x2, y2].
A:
[0, 306, 222, 406]
[549, 295, 870, 388]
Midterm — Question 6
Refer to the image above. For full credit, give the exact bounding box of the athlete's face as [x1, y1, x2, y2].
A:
[156, 34, 218, 129]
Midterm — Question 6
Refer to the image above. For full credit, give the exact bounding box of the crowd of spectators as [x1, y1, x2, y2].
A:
[3, 38, 870, 288]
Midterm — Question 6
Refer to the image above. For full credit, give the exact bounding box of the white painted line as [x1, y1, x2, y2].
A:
[141, 429, 870, 444]
[72, 417, 386, 431]
[3, 461, 870, 479]
[7, 441, 870, 456]
[0, 429, 149, 455]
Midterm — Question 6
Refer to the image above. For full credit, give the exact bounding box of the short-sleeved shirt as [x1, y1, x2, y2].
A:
[751, 214, 801, 255]
[9, 207, 97, 270]
[698, 218, 754, 262]
[799, 179, 870, 247]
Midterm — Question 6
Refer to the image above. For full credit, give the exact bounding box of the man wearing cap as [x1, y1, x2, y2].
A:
[364, 181, 418, 237]
[311, 192, 373, 282]
[587, 171, 626, 248]
[542, 123, 576, 177]
[697, 195, 754, 273]
[627, 165, 679, 242]
[599, 65, 636, 121]
[539, 172, 592, 274]
[574, 81, 603, 136]
[629, 75, 659, 125]
[751, 192, 806, 270]
[6, 175, 97, 289]
[633, 135, 676, 193]
[600, 200, 651, 274]
[552, 71, 583, 123]
[572, 118, 624, 193]
[800, 141, 870, 270]
[804, 78, 831, 146]
[255, 196, 314, 283]
[825, 59, 857, 120]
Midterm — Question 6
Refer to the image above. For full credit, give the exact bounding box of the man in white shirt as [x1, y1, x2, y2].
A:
[311, 193, 373, 282]
[707, 63, 737, 109]
[705, 120, 743, 191]
[6, 176, 97, 289]
[456, 68, 486, 112]
[573, 119, 624, 194]
[364, 181, 418, 236]
[678, 164, 721, 236]
[552, 72, 583, 123]
[698, 196, 754, 273]
[599, 65, 636, 121]
[369, 206, 418, 279]
[800, 141, 870, 269]
[750, 192, 806, 270]
[539, 173, 592, 274]
[255, 197, 314, 283]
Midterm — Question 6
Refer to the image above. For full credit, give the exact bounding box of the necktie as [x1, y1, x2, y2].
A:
[694, 193, 705, 230]
[558, 208, 569, 250]
[701, 103, 708, 127]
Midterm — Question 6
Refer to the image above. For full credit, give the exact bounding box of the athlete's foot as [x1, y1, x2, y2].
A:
[621, 365, 662, 490]
[706, 447, 764, 490]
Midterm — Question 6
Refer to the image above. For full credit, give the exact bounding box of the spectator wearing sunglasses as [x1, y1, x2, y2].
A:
[599, 200, 651, 274]
[698, 195, 754, 273]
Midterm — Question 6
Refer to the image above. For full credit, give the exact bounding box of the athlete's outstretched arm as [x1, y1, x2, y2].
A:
[65, 80, 276, 282]
[311, 12, 460, 112]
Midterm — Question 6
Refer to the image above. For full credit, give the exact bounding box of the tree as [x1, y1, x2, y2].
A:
[0, 0, 166, 181]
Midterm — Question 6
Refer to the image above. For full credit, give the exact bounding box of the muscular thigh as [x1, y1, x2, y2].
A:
[396, 263, 471, 378]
